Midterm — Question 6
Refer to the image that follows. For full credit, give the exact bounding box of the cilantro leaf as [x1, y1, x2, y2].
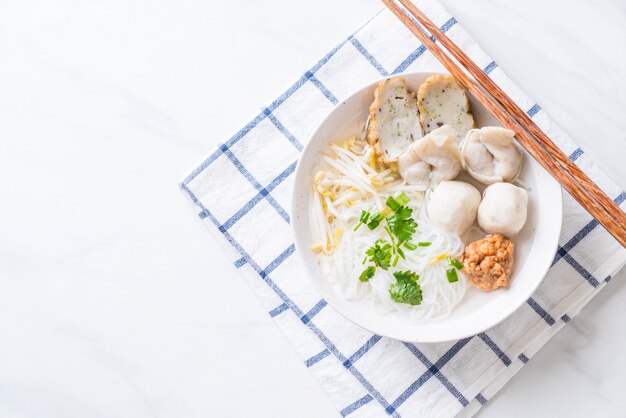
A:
[389, 282, 423, 305]
[389, 270, 422, 305]
[365, 241, 392, 270]
[393, 270, 419, 284]
[387, 206, 417, 243]
[359, 266, 376, 282]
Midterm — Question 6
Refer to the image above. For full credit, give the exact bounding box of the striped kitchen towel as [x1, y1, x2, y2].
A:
[180, 1, 626, 416]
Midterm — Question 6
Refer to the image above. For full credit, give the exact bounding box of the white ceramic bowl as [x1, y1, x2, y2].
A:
[291, 72, 562, 343]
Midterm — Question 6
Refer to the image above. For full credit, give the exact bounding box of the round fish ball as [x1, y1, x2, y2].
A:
[478, 182, 528, 235]
[426, 181, 481, 236]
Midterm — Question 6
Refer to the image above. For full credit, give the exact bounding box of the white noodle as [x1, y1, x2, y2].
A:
[311, 138, 467, 321]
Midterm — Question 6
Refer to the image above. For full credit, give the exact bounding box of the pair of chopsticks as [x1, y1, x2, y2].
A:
[382, 0, 626, 248]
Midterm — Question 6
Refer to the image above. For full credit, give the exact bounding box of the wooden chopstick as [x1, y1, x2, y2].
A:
[382, 0, 626, 247]
[396, 0, 626, 234]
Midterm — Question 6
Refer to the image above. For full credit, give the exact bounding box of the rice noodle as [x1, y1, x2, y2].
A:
[310, 136, 467, 321]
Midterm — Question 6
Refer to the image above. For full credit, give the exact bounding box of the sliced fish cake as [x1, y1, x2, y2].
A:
[367, 77, 423, 163]
[417, 74, 475, 142]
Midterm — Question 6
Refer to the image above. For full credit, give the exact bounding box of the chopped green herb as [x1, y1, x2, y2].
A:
[447, 256, 464, 270]
[385, 196, 401, 212]
[446, 268, 459, 283]
[386, 193, 411, 213]
[356, 196, 420, 286]
[395, 192, 410, 206]
[393, 270, 419, 284]
[359, 266, 376, 282]
[367, 212, 384, 230]
[387, 206, 417, 243]
[403, 242, 417, 251]
[418, 241, 432, 247]
[365, 241, 392, 270]
[384, 225, 394, 241]
[354, 210, 371, 231]
[389, 270, 422, 305]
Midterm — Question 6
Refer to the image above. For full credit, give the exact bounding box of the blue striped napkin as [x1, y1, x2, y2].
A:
[180, 1, 626, 416]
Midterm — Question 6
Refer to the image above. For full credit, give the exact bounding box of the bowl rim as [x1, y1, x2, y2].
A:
[291, 71, 563, 343]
